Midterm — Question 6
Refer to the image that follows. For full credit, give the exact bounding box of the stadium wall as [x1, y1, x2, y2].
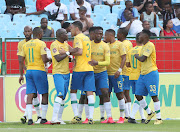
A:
[2, 73, 180, 122]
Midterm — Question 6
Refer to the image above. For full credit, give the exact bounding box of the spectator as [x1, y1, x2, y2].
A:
[5, 0, 26, 20]
[159, 19, 178, 38]
[26, 0, 68, 25]
[117, 0, 139, 26]
[75, 6, 93, 35]
[62, 22, 71, 37]
[40, 18, 55, 38]
[86, 0, 102, 10]
[69, 0, 91, 20]
[142, 20, 157, 37]
[103, 0, 120, 9]
[172, 8, 180, 36]
[154, 2, 175, 22]
[120, 10, 143, 35]
[140, 2, 156, 28]
[36, 0, 54, 11]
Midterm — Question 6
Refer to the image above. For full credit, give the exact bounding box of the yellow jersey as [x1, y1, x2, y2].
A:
[91, 41, 110, 73]
[122, 40, 133, 76]
[128, 46, 142, 80]
[73, 33, 93, 72]
[140, 41, 158, 75]
[50, 40, 70, 75]
[107, 40, 126, 75]
[21, 39, 47, 71]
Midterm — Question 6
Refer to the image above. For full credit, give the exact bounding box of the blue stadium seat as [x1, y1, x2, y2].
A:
[0, 14, 11, 22]
[65, 20, 74, 23]
[91, 13, 104, 26]
[101, 21, 112, 29]
[171, 0, 180, 4]
[1, 6, 6, 14]
[104, 13, 118, 24]
[26, 21, 40, 28]
[112, 5, 126, 14]
[61, 0, 75, 5]
[26, 5, 36, 13]
[25, 0, 36, 6]
[48, 21, 61, 33]
[31, 14, 48, 21]
[94, 5, 111, 15]
[13, 14, 28, 22]
[0, 0, 6, 12]
[1, 30, 17, 41]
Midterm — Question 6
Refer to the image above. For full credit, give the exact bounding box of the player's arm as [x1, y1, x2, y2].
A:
[18, 55, 27, 70]
[70, 37, 83, 56]
[18, 45, 25, 85]
[126, 50, 131, 67]
[41, 44, 52, 64]
[134, 54, 147, 62]
[26, 9, 45, 16]
[51, 28, 55, 38]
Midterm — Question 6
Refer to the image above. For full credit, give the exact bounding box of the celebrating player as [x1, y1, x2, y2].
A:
[126, 33, 146, 124]
[18, 27, 51, 125]
[117, 28, 133, 121]
[88, 27, 115, 124]
[17, 26, 42, 124]
[70, 21, 96, 124]
[134, 29, 162, 125]
[105, 29, 126, 123]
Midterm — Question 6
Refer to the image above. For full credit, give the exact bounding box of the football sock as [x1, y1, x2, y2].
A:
[119, 99, 125, 118]
[33, 97, 41, 117]
[139, 106, 146, 119]
[125, 103, 129, 117]
[130, 100, 139, 119]
[127, 102, 131, 115]
[139, 99, 151, 114]
[70, 93, 78, 117]
[87, 95, 94, 119]
[24, 107, 28, 117]
[154, 101, 161, 119]
[78, 104, 84, 118]
[41, 104, 48, 119]
[52, 97, 62, 121]
[104, 102, 112, 118]
[58, 100, 65, 120]
[26, 104, 33, 120]
[99, 104, 105, 118]
[85, 104, 89, 118]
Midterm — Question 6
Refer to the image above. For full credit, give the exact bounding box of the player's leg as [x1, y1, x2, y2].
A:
[99, 95, 105, 122]
[78, 93, 86, 120]
[33, 70, 49, 124]
[70, 72, 83, 123]
[135, 75, 155, 124]
[33, 94, 42, 124]
[110, 75, 125, 123]
[26, 93, 35, 125]
[20, 95, 28, 124]
[82, 95, 89, 124]
[146, 71, 162, 125]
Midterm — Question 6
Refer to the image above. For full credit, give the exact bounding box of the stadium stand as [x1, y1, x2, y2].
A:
[48, 21, 61, 34]
[0, 14, 11, 22]
[91, 13, 104, 26]
[26, 5, 37, 13]
[171, 0, 180, 4]
[1, 6, 6, 14]
[61, 0, 75, 5]
[94, 5, 111, 14]
[25, 0, 36, 7]
[112, 5, 126, 14]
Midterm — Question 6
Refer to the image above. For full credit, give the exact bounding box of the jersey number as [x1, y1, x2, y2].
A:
[86, 43, 90, 58]
[131, 55, 137, 69]
[28, 48, 34, 63]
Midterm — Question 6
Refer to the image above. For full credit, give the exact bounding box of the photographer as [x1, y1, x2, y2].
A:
[26, 0, 68, 25]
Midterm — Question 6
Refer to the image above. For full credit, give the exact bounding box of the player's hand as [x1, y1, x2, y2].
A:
[45, 67, 48, 74]
[88, 59, 98, 66]
[134, 54, 139, 59]
[72, 59, 76, 70]
[26, 13, 31, 16]
[158, 24, 164, 31]
[153, 1, 158, 7]
[130, 18, 135, 23]
[19, 76, 24, 85]
[59, 48, 66, 55]
[70, 47, 79, 54]
[114, 71, 120, 79]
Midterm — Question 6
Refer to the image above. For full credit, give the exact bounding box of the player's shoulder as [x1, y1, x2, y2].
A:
[18, 39, 26, 46]
[50, 40, 58, 47]
[146, 41, 155, 48]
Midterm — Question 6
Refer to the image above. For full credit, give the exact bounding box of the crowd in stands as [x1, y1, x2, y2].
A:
[0, 0, 179, 40]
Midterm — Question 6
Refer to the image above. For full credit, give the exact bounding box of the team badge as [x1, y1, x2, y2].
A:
[44, 47, 47, 51]
[53, 48, 57, 53]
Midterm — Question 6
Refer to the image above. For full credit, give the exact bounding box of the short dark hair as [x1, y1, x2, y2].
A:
[62, 22, 70, 29]
[33, 27, 42, 36]
[89, 26, 96, 33]
[118, 28, 128, 37]
[163, 19, 171, 29]
[94, 26, 103, 32]
[72, 21, 83, 31]
[141, 29, 151, 37]
[125, 0, 132, 5]
[145, 1, 153, 8]
[106, 29, 115, 36]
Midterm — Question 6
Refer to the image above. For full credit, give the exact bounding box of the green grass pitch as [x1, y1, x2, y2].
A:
[0, 120, 180, 132]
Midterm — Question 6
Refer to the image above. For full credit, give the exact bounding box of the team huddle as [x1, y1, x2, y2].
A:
[17, 21, 162, 125]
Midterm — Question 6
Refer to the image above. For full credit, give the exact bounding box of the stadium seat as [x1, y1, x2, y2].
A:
[0, 0, 6, 12]
[31, 14, 48, 21]
[1, 30, 17, 41]
[48, 21, 61, 33]
[26, 5, 36, 13]
[112, 5, 126, 14]
[1, 6, 6, 14]
[171, 0, 180, 4]
[101, 21, 112, 29]
[13, 14, 28, 22]
[94, 5, 111, 15]
[26, 21, 40, 28]
[0, 14, 11, 22]
[91, 13, 104, 26]
[104, 13, 118, 24]
[25, 0, 36, 7]
[61, 0, 75, 5]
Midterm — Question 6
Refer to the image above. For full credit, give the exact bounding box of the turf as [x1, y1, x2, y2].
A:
[0, 120, 179, 132]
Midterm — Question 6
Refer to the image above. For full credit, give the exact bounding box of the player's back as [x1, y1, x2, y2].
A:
[128, 46, 142, 80]
[73, 33, 93, 72]
[122, 40, 133, 76]
[22, 39, 47, 71]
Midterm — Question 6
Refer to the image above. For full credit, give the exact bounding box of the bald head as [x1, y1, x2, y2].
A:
[24, 26, 32, 31]
[23, 26, 32, 40]
[56, 28, 67, 37]
[56, 28, 68, 42]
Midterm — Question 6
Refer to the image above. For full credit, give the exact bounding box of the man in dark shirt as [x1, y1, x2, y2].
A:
[5, 0, 26, 20]
[143, 21, 157, 37]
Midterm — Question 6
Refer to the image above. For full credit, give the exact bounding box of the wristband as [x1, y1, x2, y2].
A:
[66, 51, 70, 56]
[118, 68, 122, 72]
